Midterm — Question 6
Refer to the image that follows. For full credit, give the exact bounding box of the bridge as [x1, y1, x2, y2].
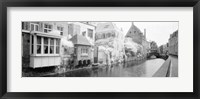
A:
[147, 50, 168, 60]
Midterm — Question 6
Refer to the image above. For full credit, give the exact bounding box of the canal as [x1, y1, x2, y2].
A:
[45, 58, 165, 77]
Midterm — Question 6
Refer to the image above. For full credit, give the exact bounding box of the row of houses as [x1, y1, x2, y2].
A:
[159, 30, 178, 56]
[22, 21, 151, 69]
[22, 22, 96, 68]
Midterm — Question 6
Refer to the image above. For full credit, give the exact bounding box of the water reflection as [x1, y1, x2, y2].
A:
[47, 59, 165, 77]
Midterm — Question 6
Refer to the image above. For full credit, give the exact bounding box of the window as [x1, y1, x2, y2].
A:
[102, 33, 105, 39]
[56, 39, 60, 54]
[22, 22, 29, 30]
[50, 38, 54, 54]
[30, 23, 39, 31]
[31, 35, 34, 54]
[81, 48, 88, 54]
[44, 37, 48, 54]
[112, 33, 115, 37]
[88, 29, 93, 39]
[74, 47, 77, 55]
[57, 26, 64, 35]
[44, 24, 52, 33]
[37, 36, 41, 54]
[32, 36, 61, 55]
[82, 31, 86, 36]
[86, 49, 88, 53]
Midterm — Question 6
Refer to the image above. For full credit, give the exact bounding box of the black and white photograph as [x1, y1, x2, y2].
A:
[22, 21, 178, 77]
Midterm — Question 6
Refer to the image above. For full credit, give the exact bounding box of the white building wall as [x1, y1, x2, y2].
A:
[69, 22, 96, 45]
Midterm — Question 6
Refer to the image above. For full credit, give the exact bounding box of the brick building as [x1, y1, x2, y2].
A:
[125, 23, 150, 56]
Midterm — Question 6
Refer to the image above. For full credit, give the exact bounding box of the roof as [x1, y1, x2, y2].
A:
[61, 37, 74, 47]
[125, 24, 143, 37]
[96, 22, 120, 33]
[69, 34, 91, 46]
[30, 30, 61, 38]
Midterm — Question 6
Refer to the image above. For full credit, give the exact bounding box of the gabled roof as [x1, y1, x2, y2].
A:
[125, 24, 143, 37]
[69, 34, 91, 46]
[96, 22, 119, 33]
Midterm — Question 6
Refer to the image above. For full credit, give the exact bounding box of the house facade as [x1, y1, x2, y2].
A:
[169, 30, 178, 56]
[126, 23, 144, 45]
[95, 22, 125, 64]
[22, 22, 68, 68]
[68, 22, 96, 63]
[70, 34, 92, 67]
[125, 23, 149, 57]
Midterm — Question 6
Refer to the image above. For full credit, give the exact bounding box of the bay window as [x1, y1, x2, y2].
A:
[56, 39, 60, 54]
[44, 37, 49, 54]
[30, 35, 60, 56]
[31, 35, 34, 54]
[37, 36, 41, 54]
[50, 38, 54, 54]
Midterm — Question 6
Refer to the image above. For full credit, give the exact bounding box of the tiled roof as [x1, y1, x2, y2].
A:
[125, 24, 143, 37]
[69, 34, 91, 46]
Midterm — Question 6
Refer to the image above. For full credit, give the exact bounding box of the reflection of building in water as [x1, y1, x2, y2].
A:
[169, 30, 178, 56]
[21, 22, 69, 68]
[95, 22, 125, 65]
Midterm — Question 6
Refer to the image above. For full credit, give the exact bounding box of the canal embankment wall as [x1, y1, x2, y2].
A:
[153, 57, 171, 77]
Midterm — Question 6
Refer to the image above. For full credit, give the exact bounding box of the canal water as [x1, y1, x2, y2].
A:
[45, 58, 165, 77]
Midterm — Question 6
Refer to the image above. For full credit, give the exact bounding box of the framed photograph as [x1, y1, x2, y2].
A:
[0, 0, 199, 99]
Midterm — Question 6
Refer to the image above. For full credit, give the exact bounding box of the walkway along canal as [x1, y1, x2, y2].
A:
[44, 58, 165, 77]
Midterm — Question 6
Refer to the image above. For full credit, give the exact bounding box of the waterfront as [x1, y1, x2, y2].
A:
[45, 58, 165, 77]
[21, 21, 178, 77]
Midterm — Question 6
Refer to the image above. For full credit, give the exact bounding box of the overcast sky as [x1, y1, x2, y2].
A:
[113, 22, 178, 46]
